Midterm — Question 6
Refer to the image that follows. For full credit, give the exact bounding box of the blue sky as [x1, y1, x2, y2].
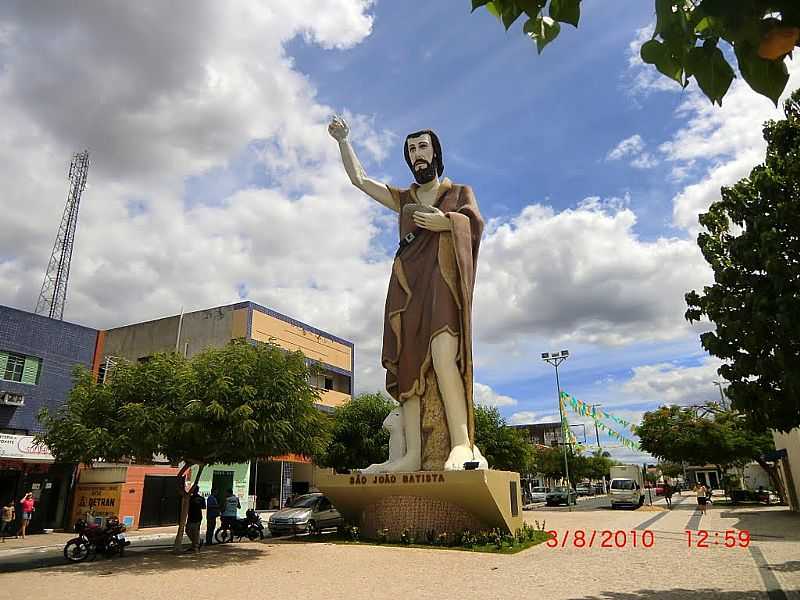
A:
[1, 1, 797, 464]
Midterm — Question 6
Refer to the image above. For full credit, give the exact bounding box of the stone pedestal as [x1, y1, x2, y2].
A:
[317, 469, 523, 541]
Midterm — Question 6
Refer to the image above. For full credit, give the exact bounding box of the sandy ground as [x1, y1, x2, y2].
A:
[1, 496, 797, 600]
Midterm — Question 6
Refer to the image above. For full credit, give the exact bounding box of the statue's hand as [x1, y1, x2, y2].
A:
[413, 207, 451, 232]
[328, 115, 349, 141]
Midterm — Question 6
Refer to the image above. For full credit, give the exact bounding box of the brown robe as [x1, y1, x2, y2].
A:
[383, 178, 483, 470]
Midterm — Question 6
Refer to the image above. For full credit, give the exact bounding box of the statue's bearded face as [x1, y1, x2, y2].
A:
[406, 134, 437, 184]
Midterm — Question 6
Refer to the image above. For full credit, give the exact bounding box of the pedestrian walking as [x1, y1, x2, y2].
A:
[697, 484, 708, 515]
[663, 482, 673, 508]
[205, 489, 220, 546]
[185, 485, 205, 552]
[19, 492, 34, 539]
[1, 499, 16, 541]
[221, 489, 240, 530]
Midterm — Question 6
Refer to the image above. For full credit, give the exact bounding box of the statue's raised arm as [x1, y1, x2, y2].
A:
[328, 116, 398, 212]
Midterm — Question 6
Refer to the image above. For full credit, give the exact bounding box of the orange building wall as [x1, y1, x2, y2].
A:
[117, 465, 185, 530]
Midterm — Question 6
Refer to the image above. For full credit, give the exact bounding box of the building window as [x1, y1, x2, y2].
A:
[0, 351, 42, 385]
[324, 377, 334, 391]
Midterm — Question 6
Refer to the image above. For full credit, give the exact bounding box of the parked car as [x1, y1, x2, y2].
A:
[267, 493, 343, 536]
[546, 487, 577, 506]
[529, 487, 549, 503]
[575, 485, 592, 497]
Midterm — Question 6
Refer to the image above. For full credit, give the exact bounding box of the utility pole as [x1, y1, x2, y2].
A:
[542, 350, 572, 512]
[713, 381, 728, 410]
[35, 150, 90, 320]
[590, 403, 607, 494]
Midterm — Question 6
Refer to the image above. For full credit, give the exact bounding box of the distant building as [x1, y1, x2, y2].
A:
[510, 422, 566, 448]
[0, 305, 100, 531]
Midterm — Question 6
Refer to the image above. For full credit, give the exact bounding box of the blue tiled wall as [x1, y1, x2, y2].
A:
[0, 306, 97, 433]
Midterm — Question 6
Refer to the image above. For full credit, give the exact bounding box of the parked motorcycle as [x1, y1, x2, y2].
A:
[215, 509, 264, 543]
[63, 516, 131, 563]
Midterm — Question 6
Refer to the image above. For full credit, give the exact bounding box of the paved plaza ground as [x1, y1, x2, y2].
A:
[0, 494, 797, 599]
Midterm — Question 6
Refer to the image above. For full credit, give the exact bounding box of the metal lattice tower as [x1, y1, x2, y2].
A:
[35, 150, 90, 320]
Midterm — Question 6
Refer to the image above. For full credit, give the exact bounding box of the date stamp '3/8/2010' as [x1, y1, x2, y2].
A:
[546, 530, 752, 549]
[546, 530, 656, 548]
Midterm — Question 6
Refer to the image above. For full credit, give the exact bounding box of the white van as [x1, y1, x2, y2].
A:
[609, 464, 644, 509]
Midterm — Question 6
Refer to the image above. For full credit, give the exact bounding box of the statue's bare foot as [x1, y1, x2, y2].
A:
[444, 444, 477, 471]
[472, 446, 489, 470]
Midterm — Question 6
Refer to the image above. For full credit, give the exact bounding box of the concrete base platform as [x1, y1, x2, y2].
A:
[317, 469, 522, 540]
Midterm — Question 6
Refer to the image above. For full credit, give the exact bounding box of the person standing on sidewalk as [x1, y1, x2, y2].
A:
[1, 499, 15, 541]
[186, 486, 205, 552]
[221, 488, 240, 529]
[205, 489, 220, 546]
[697, 484, 708, 515]
[19, 492, 34, 539]
[663, 482, 673, 508]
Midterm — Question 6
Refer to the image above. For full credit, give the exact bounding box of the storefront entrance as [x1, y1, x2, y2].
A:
[139, 475, 181, 527]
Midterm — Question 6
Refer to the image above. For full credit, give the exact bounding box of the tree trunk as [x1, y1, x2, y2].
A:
[172, 463, 205, 552]
[754, 457, 786, 505]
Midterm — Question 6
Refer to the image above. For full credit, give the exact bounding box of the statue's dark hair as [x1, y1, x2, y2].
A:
[404, 129, 444, 177]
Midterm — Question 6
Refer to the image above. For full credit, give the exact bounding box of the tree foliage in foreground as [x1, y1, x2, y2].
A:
[474, 405, 535, 472]
[470, 1, 798, 105]
[37, 340, 328, 549]
[315, 392, 394, 470]
[686, 89, 800, 433]
[637, 404, 784, 500]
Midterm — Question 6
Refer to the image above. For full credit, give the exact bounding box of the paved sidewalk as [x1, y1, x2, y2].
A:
[1, 496, 797, 599]
[0, 524, 185, 554]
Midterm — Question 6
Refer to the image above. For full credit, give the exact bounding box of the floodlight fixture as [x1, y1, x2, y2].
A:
[541, 352, 549, 359]
[561, 350, 569, 357]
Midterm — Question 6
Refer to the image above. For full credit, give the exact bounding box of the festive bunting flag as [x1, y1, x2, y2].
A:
[561, 391, 641, 450]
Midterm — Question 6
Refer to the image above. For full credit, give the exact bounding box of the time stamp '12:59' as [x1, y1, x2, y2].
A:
[686, 530, 751, 548]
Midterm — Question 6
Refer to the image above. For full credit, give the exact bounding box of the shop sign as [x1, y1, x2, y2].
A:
[71, 484, 123, 523]
[0, 434, 54, 461]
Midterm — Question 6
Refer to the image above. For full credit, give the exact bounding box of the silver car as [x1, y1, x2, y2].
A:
[529, 487, 549, 503]
[267, 493, 343, 536]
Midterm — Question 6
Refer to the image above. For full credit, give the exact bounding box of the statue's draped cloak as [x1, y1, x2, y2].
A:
[383, 179, 483, 468]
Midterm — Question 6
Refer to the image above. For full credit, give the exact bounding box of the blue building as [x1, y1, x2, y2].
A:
[0, 305, 99, 531]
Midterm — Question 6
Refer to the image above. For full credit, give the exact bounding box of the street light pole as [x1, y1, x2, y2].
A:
[590, 403, 607, 494]
[542, 350, 572, 512]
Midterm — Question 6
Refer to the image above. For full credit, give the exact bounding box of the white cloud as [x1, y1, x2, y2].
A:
[508, 411, 559, 426]
[474, 382, 518, 408]
[649, 45, 800, 234]
[607, 134, 645, 160]
[625, 25, 681, 97]
[474, 200, 712, 347]
[606, 134, 658, 169]
[620, 356, 726, 407]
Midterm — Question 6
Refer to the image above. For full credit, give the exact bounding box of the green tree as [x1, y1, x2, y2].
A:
[586, 450, 616, 482]
[37, 340, 327, 550]
[474, 405, 535, 472]
[637, 404, 784, 500]
[315, 393, 394, 470]
[470, 1, 798, 105]
[657, 461, 685, 479]
[531, 445, 590, 486]
[686, 90, 800, 434]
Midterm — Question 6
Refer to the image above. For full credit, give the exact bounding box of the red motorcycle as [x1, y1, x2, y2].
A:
[63, 516, 131, 563]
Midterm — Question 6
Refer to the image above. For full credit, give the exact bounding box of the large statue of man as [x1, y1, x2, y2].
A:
[329, 116, 488, 472]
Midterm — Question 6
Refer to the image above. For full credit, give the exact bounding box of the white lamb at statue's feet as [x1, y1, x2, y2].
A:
[444, 444, 478, 471]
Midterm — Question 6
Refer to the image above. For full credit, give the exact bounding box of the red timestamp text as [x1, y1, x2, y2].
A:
[546, 529, 655, 549]
[686, 530, 750, 548]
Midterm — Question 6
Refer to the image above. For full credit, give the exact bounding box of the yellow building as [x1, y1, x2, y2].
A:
[93, 301, 353, 522]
